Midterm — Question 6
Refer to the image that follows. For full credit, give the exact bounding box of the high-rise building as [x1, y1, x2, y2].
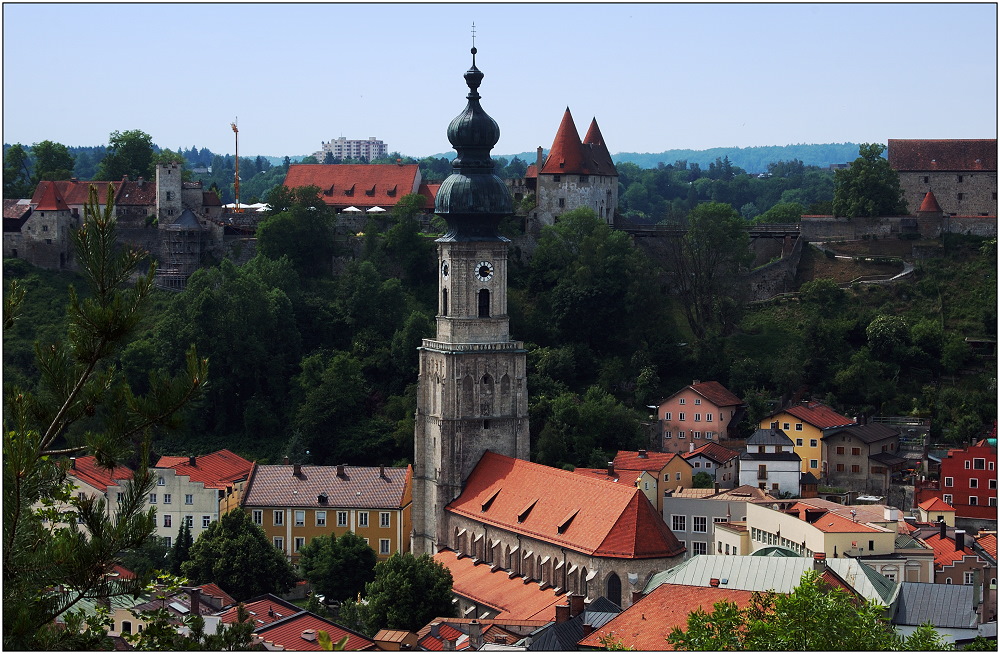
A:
[313, 136, 388, 162]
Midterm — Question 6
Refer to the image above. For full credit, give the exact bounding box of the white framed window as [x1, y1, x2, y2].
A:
[202, 515, 211, 528]
[273, 511, 284, 526]
[705, 462, 712, 468]
[273, 536, 284, 551]
[945, 477, 954, 487]
[964, 571, 975, 585]
[990, 479, 997, 489]
[973, 458, 985, 470]
[675, 472, 682, 481]
[185, 494, 193, 505]
[795, 424, 803, 431]
[358, 512, 369, 528]
[679, 398, 686, 405]
[964, 461, 971, 469]
[184, 515, 193, 528]
[380, 512, 390, 528]
[294, 537, 305, 553]
[691, 541, 708, 555]
[694, 432, 701, 439]
[295, 510, 305, 526]
[671, 515, 686, 532]
[163, 514, 172, 528]
[316, 511, 326, 527]
[664, 412, 672, 421]
[678, 431, 686, 439]
[679, 413, 686, 421]
[810, 459, 818, 469]
[694, 398, 701, 405]
[810, 439, 818, 448]
[337, 511, 348, 527]
[969, 496, 978, 505]
[252, 510, 263, 525]
[796, 439, 804, 446]
[164, 536, 172, 548]
[163, 494, 171, 504]
[664, 431, 672, 439]
[706, 414, 713, 422]
[149, 494, 157, 504]
[380, 539, 391, 555]
[989, 497, 997, 507]
[157, 477, 166, 486]
[706, 432, 714, 440]
[783, 423, 790, 431]
[694, 413, 701, 422]
[943, 494, 953, 505]
[713, 516, 727, 523]
[692, 516, 707, 533]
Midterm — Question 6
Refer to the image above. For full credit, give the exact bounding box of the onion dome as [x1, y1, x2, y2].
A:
[435, 47, 512, 241]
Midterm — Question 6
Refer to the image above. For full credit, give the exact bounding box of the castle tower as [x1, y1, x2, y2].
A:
[411, 48, 530, 556]
[155, 163, 183, 222]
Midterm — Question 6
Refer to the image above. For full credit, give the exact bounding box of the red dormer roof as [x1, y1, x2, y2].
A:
[918, 191, 944, 213]
[447, 452, 684, 559]
[155, 449, 253, 489]
[918, 497, 956, 513]
[777, 401, 854, 429]
[888, 139, 997, 172]
[67, 455, 134, 492]
[682, 442, 740, 465]
[283, 164, 421, 209]
[539, 108, 585, 175]
[614, 450, 679, 473]
[32, 181, 70, 211]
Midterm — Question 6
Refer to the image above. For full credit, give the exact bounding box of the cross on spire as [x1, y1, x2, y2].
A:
[471, 22, 476, 47]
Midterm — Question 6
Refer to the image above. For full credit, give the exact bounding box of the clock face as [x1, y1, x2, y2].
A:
[441, 260, 449, 278]
[475, 260, 495, 282]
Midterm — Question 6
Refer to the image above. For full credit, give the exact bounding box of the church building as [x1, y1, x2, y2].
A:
[412, 49, 683, 611]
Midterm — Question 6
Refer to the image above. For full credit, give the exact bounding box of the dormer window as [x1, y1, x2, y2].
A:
[365, 185, 376, 197]
[344, 184, 355, 196]
[517, 499, 537, 523]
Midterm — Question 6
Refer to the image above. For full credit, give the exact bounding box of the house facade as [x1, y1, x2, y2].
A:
[937, 440, 998, 520]
[738, 428, 801, 496]
[763, 400, 855, 475]
[230, 463, 412, 562]
[888, 139, 998, 217]
[822, 423, 904, 495]
[682, 442, 741, 489]
[659, 380, 744, 455]
[312, 136, 388, 163]
[612, 449, 694, 512]
[663, 485, 773, 558]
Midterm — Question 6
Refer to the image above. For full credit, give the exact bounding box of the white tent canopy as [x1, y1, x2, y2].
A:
[342, 206, 362, 212]
[366, 206, 386, 213]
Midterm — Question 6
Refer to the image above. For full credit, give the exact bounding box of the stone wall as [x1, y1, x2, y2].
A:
[801, 214, 996, 241]
[898, 171, 997, 217]
[527, 173, 617, 232]
[744, 234, 804, 302]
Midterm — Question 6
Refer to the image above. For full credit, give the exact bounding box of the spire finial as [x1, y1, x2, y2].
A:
[471, 22, 477, 64]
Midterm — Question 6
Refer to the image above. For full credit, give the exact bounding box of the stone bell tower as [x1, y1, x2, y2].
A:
[411, 48, 530, 556]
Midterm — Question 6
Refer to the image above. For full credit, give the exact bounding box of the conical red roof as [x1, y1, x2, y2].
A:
[539, 107, 585, 175]
[33, 181, 69, 211]
[918, 190, 943, 213]
[583, 118, 616, 174]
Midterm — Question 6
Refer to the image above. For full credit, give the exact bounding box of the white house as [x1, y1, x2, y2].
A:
[738, 428, 801, 496]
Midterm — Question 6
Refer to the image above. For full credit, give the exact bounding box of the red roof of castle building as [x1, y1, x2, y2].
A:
[577, 583, 756, 650]
[540, 108, 586, 175]
[776, 401, 854, 429]
[582, 118, 616, 174]
[282, 164, 428, 210]
[683, 442, 741, 465]
[918, 497, 956, 513]
[67, 455, 133, 492]
[888, 139, 997, 172]
[32, 181, 70, 211]
[614, 450, 681, 472]
[918, 191, 944, 213]
[254, 613, 375, 651]
[447, 452, 684, 559]
[155, 450, 253, 489]
[433, 549, 566, 621]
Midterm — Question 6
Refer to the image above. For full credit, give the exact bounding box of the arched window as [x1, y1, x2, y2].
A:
[480, 374, 494, 416]
[478, 289, 490, 318]
[442, 288, 448, 316]
[605, 572, 622, 608]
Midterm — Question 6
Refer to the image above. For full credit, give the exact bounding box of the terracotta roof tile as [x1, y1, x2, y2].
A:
[614, 450, 678, 472]
[115, 180, 157, 206]
[216, 596, 300, 627]
[776, 402, 854, 429]
[155, 449, 252, 490]
[572, 467, 640, 484]
[888, 139, 997, 172]
[539, 108, 585, 175]
[32, 181, 70, 211]
[921, 532, 979, 569]
[582, 118, 616, 175]
[576, 583, 755, 650]
[447, 452, 684, 558]
[976, 533, 997, 561]
[283, 164, 421, 209]
[67, 455, 133, 492]
[682, 442, 740, 464]
[810, 511, 885, 534]
[197, 582, 235, 608]
[918, 497, 955, 512]
[242, 464, 410, 509]
[690, 381, 742, 407]
[918, 191, 944, 213]
[433, 550, 565, 621]
[253, 612, 375, 651]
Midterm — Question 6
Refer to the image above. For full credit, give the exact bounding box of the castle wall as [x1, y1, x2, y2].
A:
[898, 171, 997, 217]
[528, 173, 617, 232]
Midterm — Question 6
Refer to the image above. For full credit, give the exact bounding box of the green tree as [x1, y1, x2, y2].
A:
[298, 532, 377, 603]
[832, 143, 907, 218]
[669, 201, 753, 339]
[96, 129, 156, 181]
[168, 521, 194, 575]
[257, 186, 335, 276]
[338, 553, 453, 637]
[32, 139, 76, 182]
[3, 184, 205, 650]
[533, 386, 644, 468]
[118, 535, 171, 579]
[3, 143, 34, 198]
[181, 509, 297, 601]
[691, 471, 714, 488]
[754, 201, 804, 224]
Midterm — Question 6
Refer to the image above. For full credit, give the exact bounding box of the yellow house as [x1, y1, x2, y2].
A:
[224, 463, 412, 563]
[762, 401, 854, 475]
[612, 450, 694, 513]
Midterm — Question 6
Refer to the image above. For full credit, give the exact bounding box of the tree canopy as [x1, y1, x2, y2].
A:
[832, 143, 908, 218]
[95, 129, 156, 181]
[298, 532, 377, 603]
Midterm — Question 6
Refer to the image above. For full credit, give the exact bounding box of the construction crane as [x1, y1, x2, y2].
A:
[231, 120, 242, 213]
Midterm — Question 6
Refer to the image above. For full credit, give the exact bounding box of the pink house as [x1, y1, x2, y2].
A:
[657, 381, 744, 455]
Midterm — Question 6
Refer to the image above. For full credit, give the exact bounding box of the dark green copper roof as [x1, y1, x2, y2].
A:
[435, 47, 512, 242]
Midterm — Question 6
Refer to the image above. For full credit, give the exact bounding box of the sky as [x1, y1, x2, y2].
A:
[3, 2, 997, 159]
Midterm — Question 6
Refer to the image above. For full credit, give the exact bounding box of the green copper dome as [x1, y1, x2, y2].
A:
[435, 48, 512, 242]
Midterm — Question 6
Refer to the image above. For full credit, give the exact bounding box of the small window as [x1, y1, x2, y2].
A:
[558, 198, 565, 208]
[202, 515, 211, 528]
[990, 479, 997, 490]
[694, 399, 701, 405]
[706, 432, 714, 440]
[294, 537, 305, 553]
[969, 496, 978, 506]
[694, 432, 701, 440]
[692, 516, 707, 533]
[969, 478, 978, 489]
[358, 512, 369, 528]
[944, 477, 954, 487]
[675, 472, 682, 481]
[943, 494, 953, 505]
[252, 510, 263, 525]
[157, 477, 166, 486]
[273, 536, 284, 551]
[553, 175, 561, 182]
[706, 414, 713, 422]
[691, 541, 708, 555]
[946, 578, 952, 584]
[380, 512, 390, 528]
[810, 459, 818, 469]
[964, 571, 975, 585]
[851, 465, 861, 473]
[273, 511, 284, 526]
[810, 439, 818, 448]
[122, 621, 133, 635]
[694, 413, 701, 422]
[185, 515, 193, 528]
[796, 439, 804, 447]
[958, 193, 964, 201]
[380, 539, 391, 555]
[664, 412, 672, 421]
[163, 514, 172, 528]
[678, 431, 686, 439]
[795, 423, 803, 431]
[836, 464, 845, 472]
[965, 461, 971, 469]
[149, 494, 157, 504]
[836, 446, 845, 455]
[163, 494, 171, 504]
[337, 511, 348, 527]
[295, 510, 305, 527]
[679, 398, 686, 405]
[973, 458, 985, 470]
[478, 289, 490, 318]
[185, 494, 193, 505]
[316, 511, 326, 527]
[852, 448, 861, 456]
[679, 413, 686, 421]
[957, 175, 964, 183]
[672, 515, 686, 532]
[579, 175, 588, 183]
[783, 422, 790, 431]
[664, 431, 672, 439]
[922, 176, 929, 184]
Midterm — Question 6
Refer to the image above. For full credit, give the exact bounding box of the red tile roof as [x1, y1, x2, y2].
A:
[921, 532, 980, 570]
[918, 497, 955, 512]
[216, 596, 300, 627]
[572, 467, 641, 484]
[283, 164, 422, 209]
[31, 180, 124, 208]
[888, 139, 997, 172]
[976, 533, 997, 561]
[582, 118, 616, 175]
[682, 442, 740, 465]
[690, 381, 742, 407]
[32, 181, 70, 211]
[448, 452, 684, 558]
[197, 582, 236, 608]
[809, 511, 885, 534]
[539, 108, 585, 175]
[614, 450, 679, 472]
[433, 550, 566, 621]
[242, 464, 411, 510]
[67, 456, 133, 492]
[155, 450, 253, 490]
[576, 583, 755, 650]
[918, 191, 943, 213]
[776, 401, 854, 429]
[253, 612, 375, 651]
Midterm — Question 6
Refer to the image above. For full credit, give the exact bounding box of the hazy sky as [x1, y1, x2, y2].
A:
[3, 2, 997, 158]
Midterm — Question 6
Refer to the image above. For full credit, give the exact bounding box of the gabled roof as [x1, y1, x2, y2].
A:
[417, 620, 521, 651]
[115, 179, 157, 206]
[155, 449, 253, 490]
[662, 380, 742, 408]
[572, 467, 642, 485]
[773, 401, 854, 429]
[747, 427, 794, 446]
[888, 139, 997, 172]
[529, 596, 621, 651]
[31, 180, 124, 207]
[919, 532, 981, 569]
[66, 456, 134, 492]
[241, 464, 410, 509]
[282, 164, 421, 209]
[433, 549, 565, 621]
[975, 533, 997, 562]
[823, 423, 899, 444]
[918, 191, 944, 213]
[810, 511, 886, 534]
[215, 594, 300, 627]
[576, 583, 755, 651]
[893, 582, 978, 629]
[682, 442, 740, 465]
[710, 485, 776, 501]
[253, 611, 375, 651]
[447, 452, 684, 559]
[163, 208, 202, 230]
[613, 450, 681, 473]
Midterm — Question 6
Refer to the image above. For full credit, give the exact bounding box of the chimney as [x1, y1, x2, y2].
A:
[569, 593, 585, 617]
[188, 455, 196, 466]
[430, 623, 440, 638]
[468, 619, 483, 650]
[283, 456, 290, 465]
[70, 457, 76, 469]
[940, 519, 947, 540]
[631, 590, 644, 605]
[188, 587, 202, 616]
[555, 603, 571, 623]
[301, 629, 317, 642]
[443, 637, 456, 651]
[293, 463, 302, 477]
[709, 578, 720, 587]
[714, 482, 720, 493]
[693, 380, 701, 385]
[813, 552, 827, 572]
[883, 507, 899, 521]
[955, 529, 965, 552]
[607, 461, 615, 477]
[582, 623, 595, 637]
[337, 464, 346, 478]
[638, 449, 647, 458]
[536, 146, 543, 172]
[379, 464, 385, 478]
[690, 442, 695, 453]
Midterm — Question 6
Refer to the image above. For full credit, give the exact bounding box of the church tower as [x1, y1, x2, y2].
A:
[412, 48, 530, 556]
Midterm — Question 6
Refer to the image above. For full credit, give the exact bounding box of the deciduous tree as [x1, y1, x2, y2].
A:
[32, 139, 75, 182]
[96, 129, 156, 181]
[298, 532, 377, 603]
[832, 143, 907, 218]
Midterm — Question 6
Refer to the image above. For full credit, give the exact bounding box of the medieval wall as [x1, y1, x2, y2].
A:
[527, 173, 617, 233]
[898, 171, 997, 217]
